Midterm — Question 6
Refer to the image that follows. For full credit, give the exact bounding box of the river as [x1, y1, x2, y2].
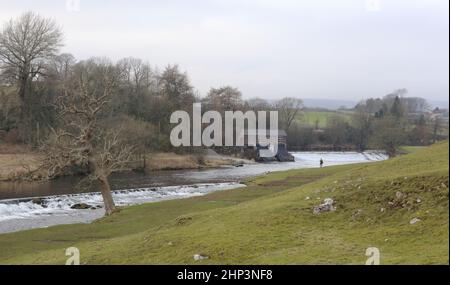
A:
[0, 151, 387, 234]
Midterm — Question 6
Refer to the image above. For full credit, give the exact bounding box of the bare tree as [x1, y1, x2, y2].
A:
[205, 86, 243, 112]
[246, 97, 270, 112]
[117, 57, 154, 92]
[0, 12, 63, 134]
[42, 60, 133, 215]
[370, 116, 406, 157]
[158, 64, 195, 111]
[432, 117, 443, 143]
[275, 97, 303, 131]
[326, 115, 349, 149]
[351, 108, 373, 151]
[50, 53, 76, 82]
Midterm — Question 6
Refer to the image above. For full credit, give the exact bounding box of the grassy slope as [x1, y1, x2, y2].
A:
[0, 142, 448, 265]
[398, 146, 426, 155]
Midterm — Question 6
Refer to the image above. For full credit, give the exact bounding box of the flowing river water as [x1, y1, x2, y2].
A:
[0, 151, 387, 234]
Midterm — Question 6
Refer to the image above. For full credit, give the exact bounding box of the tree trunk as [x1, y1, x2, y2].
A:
[88, 150, 117, 216]
[98, 174, 117, 216]
[18, 72, 32, 143]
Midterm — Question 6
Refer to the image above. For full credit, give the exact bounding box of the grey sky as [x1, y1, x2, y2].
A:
[0, 0, 448, 102]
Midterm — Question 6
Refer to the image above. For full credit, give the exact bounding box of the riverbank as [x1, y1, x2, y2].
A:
[0, 144, 42, 181]
[0, 141, 447, 264]
[144, 151, 253, 171]
[0, 144, 252, 181]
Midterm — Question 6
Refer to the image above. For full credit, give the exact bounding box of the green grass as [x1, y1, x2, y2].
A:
[399, 146, 426, 155]
[0, 142, 448, 265]
[297, 111, 352, 128]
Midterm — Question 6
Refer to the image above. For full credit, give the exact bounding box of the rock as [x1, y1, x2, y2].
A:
[193, 254, 209, 261]
[352, 209, 363, 218]
[416, 198, 422, 203]
[313, 198, 336, 215]
[305, 196, 310, 200]
[176, 216, 192, 225]
[31, 198, 46, 205]
[70, 203, 92, 210]
[380, 208, 385, 213]
[410, 218, 421, 225]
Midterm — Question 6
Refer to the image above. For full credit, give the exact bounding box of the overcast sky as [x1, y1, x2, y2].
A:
[0, 0, 448, 103]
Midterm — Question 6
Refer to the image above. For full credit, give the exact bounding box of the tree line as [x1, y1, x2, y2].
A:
[0, 12, 305, 149]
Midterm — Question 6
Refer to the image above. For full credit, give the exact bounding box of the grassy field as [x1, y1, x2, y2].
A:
[297, 110, 352, 128]
[0, 141, 448, 264]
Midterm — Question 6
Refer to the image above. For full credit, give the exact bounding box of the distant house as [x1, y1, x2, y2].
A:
[241, 129, 288, 150]
[237, 129, 294, 162]
[430, 108, 449, 123]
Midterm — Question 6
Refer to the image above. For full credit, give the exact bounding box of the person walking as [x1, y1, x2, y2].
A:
[320, 158, 324, 168]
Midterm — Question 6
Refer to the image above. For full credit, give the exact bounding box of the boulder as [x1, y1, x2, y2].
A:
[70, 203, 92, 210]
[395, 191, 405, 199]
[193, 254, 210, 261]
[31, 198, 47, 208]
[313, 198, 336, 214]
[410, 217, 421, 225]
[31, 198, 45, 205]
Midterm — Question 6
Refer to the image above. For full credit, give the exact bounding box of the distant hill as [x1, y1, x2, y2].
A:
[298, 98, 448, 111]
[259, 98, 448, 111]
[428, 100, 449, 110]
